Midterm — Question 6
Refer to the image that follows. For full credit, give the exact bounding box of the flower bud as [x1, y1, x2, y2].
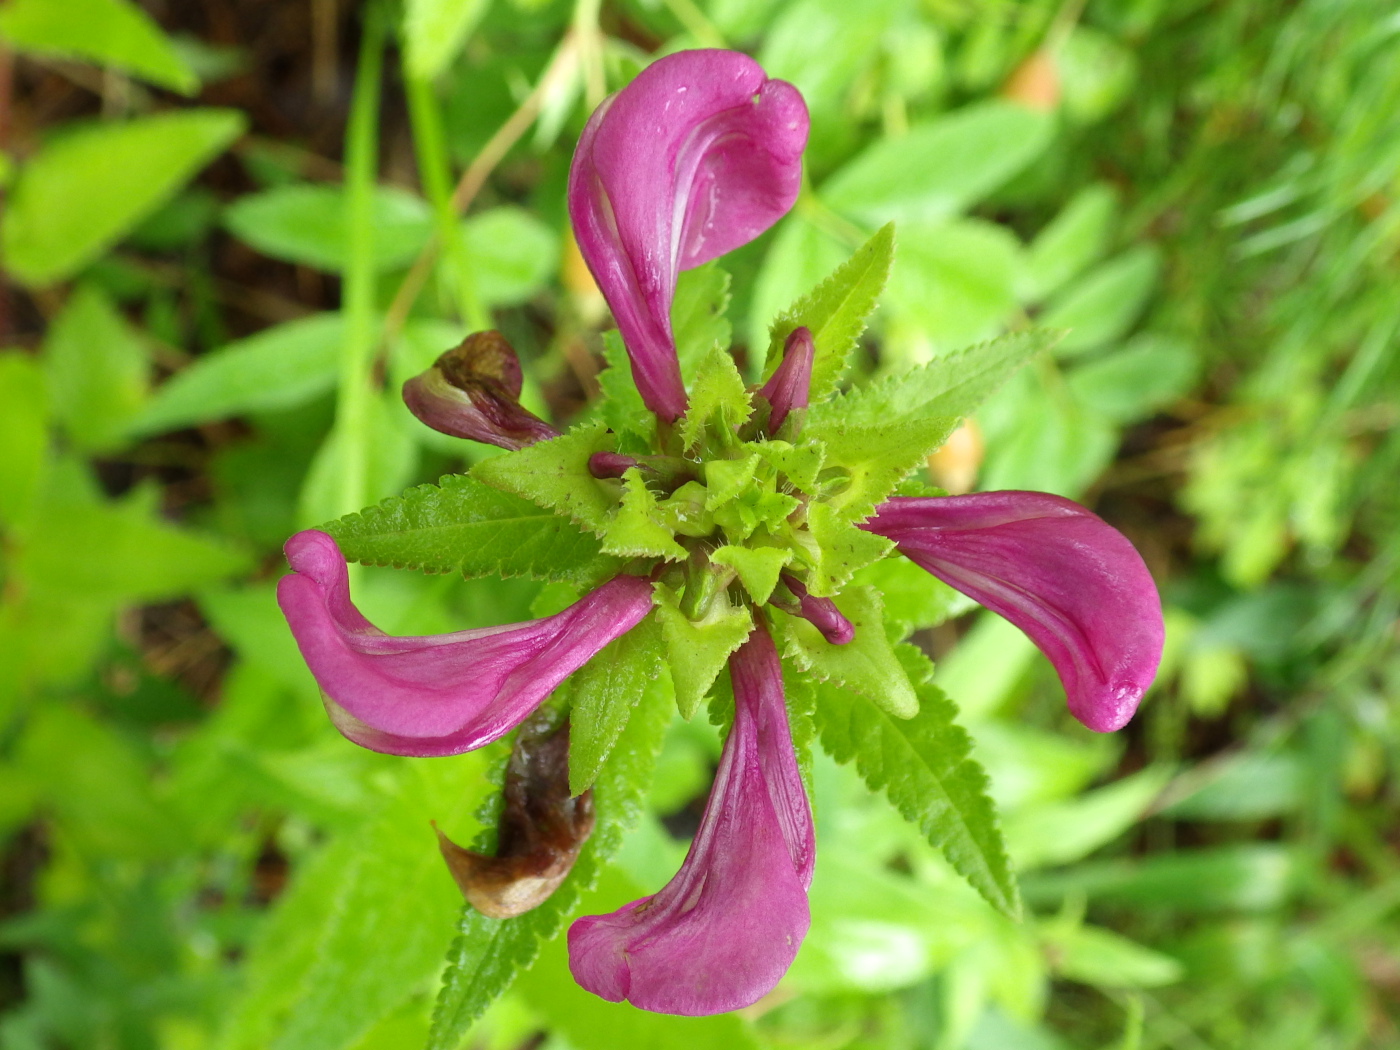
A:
[775, 574, 854, 645]
[402, 331, 560, 451]
[758, 326, 814, 434]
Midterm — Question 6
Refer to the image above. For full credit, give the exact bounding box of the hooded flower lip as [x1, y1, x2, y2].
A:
[863, 492, 1164, 732]
[758, 326, 814, 434]
[568, 49, 809, 423]
[276, 529, 654, 756]
[402, 330, 560, 451]
[568, 619, 814, 1016]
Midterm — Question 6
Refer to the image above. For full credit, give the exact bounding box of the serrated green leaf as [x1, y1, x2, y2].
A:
[772, 586, 917, 719]
[471, 423, 618, 534]
[712, 489, 801, 542]
[674, 262, 732, 381]
[808, 418, 949, 522]
[751, 438, 825, 492]
[3, 109, 246, 286]
[130, 314, 344, 435]
[0, 0, 198, 94]
[679, 345, 751, 451]
[703, 454, 761, 510]
[812, 644, 1021, 918]
[322, 474, 618, 583]
[710, 545, 791, 604]
[653, 583, 753, 720]
[569, 616, 667, 795]
[601, 468, 685, 561]
[763, 223, 894, 401]
[427, 684, 671, 1049]
[801, 502, 895, 597]
[43, 284, 148, 453]
[810, 328, 1061, 433]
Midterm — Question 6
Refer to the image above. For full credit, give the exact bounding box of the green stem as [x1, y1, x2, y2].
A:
[335, 1, 387, 519]
[406, 73, 489, 331]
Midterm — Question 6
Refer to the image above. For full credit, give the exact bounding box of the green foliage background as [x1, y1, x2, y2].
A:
[1, 0, 1398, 1048]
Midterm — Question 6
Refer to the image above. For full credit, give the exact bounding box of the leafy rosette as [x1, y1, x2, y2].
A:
[277, 48, 1164, 1022]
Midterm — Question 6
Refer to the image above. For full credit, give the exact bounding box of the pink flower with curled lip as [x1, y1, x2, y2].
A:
[567, 620, 813, 1015]
[277, 529, 654, 756]
[861, 492, 1165, 732]
[568, 49, 809, 422]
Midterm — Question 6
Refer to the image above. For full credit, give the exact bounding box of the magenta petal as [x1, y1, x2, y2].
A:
[780, 573, 854, 645]
[568, 621, 814, 1015]
[568, 49, 809, 422]
[276, 530, 654, 756]
[863, 493, 1165, 732]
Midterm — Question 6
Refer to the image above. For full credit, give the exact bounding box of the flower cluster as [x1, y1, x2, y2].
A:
[278, 49, 1164, 1016]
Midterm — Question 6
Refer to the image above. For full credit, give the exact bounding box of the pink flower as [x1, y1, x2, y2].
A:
[277, 529, 654, 756]
[568, 49, 809, 422]
[862, 492, 1165, 732]
[567, 621, 814, 1014]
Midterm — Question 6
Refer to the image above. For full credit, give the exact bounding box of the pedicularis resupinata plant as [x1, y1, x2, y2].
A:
[278, 50, 1164, 1018]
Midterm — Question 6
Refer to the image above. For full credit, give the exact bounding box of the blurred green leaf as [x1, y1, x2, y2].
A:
[1066, 333, 1198, 422]
[1163, 752, 1305, 822]
[886, 218, 1023, 346]
[570, 617, 668, 795]
[17, 702, 184, 860]
[298, 392, 418, 528]
[1023, 184, 1117, 303]
[460, 206, 558, 306]
[131, 314, 344, 435]
[18, 488, 249, 603]
[216, 756, 488, 1050]
[1048, 925, 1182, 988]
[673, 262, 733, 381]
[403, 0, 492, 80]
[324, 473, 618, 584]
[224, 183, 432, 273]
[823, 103, 1053, 225]
[3, 109, 245, 286]
[0, 0, 197, 93]
[42, 284, 148, 452]
[1023, 846, 1295, 912]
[813, 644, 1021, 918]
[0, 351, 49, 528]
[1040, 246, 1161, 356]
[1004, 766, 1172, 869]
